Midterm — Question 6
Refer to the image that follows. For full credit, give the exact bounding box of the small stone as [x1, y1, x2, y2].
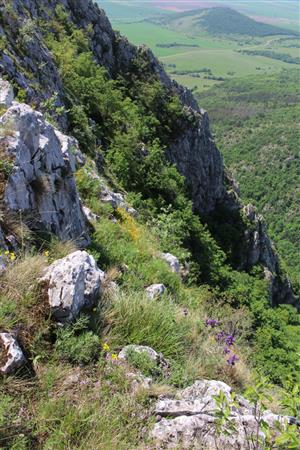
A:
[0, 333, 26, 375]
[118, 345, 168, 370]
[145, 284, 166, 300]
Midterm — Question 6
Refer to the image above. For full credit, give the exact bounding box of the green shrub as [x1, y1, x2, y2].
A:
[126, 348, 162, 378]
[92, 216, 182, 296]
[55, 316, 100, 365]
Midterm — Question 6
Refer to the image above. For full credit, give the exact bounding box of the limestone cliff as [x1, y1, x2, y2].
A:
[0, 82, 89, 247]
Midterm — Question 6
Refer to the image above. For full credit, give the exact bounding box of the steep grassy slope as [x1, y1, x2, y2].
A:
[152, 7, 298, 37]
[199, 69, 300, 289]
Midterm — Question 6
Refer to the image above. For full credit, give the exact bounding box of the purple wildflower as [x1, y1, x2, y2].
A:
[215, 331, 226, 342]
[227, 354, 239, 366]
[223, 347, 230, 354]
[225, 334, 235, 346]
[205, 319, 220, 328]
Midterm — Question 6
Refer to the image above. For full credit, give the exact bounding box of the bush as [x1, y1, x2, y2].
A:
[55, 316, 100, 365]
[126, 348, 162, 378]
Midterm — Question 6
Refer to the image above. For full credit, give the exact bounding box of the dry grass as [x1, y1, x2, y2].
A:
[47, 238, 77, 261]
[0, 118, 15, 138]
[0, 254, 51, 352]
[1, 209, 32, 246]
[1, 254, 46, 301]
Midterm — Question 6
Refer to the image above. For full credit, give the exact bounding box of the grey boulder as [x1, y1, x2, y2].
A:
[41, 251, 104, 323]
[145, 284, 166, 300]
[159, 253, 180, 274]
[0, 333, 26, 375]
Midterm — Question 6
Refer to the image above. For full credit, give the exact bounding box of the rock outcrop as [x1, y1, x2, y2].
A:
[151, 379, 289, 449]
[41, 250, 104, 323]
[82, 205, 99, 223]
[159, 253, 180, 274]
[0, 332, 26, 374]
[0, 0, 226, 215]
[0, 79, 14, 108]
[242, 205, 299, 308]
[166, 108, 226, 215]
[146, 284, 166, 300]
[0, 89, 89, 246]
[100, 186, 137, 216]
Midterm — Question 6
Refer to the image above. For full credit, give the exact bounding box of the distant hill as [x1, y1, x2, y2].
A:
[152, 7, 298, 37]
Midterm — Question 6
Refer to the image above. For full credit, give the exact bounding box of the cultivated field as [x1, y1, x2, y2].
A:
[114, 21, 299, 92]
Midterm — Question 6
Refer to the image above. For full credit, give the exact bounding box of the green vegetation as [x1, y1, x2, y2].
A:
[0, 3, 300, 448]
[238, 49, 300, 65]
[42, 5, 300, 387]
[55, 315, 101, 365]
[199, 69, 300, 289]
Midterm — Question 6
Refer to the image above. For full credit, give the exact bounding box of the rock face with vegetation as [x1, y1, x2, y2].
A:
[0, 1, 299, 448]
[200, 69, 300, 294]
[152, 379, 288, 449]
[0, 94, 89, 246]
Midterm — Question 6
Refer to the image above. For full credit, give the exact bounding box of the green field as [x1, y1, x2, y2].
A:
[96, 0, 167, 22]
[114, 21, 299, 92]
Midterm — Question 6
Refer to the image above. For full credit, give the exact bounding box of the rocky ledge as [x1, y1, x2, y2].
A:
[151, 379, 292, 449]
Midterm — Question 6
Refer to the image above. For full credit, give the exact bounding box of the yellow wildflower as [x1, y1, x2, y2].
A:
[44, 250, 50, 257]
[4, 250, 9, 255]
[10, 253, 16, 261]
[111, 353, 118, 360]
[102, 343, 110, 352]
